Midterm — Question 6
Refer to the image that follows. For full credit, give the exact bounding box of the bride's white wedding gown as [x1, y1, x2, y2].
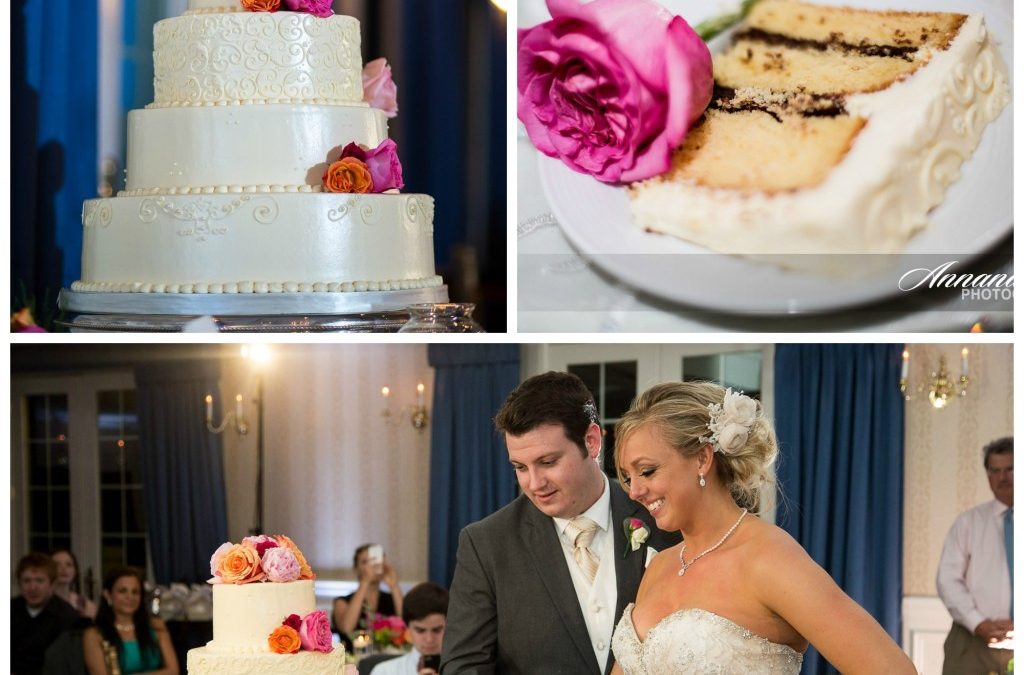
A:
[612, 603, 804, 674]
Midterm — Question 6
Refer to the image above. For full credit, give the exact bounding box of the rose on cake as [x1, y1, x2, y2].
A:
[517, 0, 713, 183]
[363, 58, 398, 118]
[322, 140, 404, 194]
[269, 611, 334, 654]
[240, 0, 333, 16]
[208, 535, 314, 584]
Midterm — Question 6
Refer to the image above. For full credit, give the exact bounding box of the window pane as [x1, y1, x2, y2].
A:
[30, 535, 50, 554]
[604, 361, 637, 418]
[125, 489, 146, 533]
[50, 443, 70, 486]
[125, 537, 148, 570]
[568, 364, 601, 411]
[29, 489, 49, 533]
[101, 488, 123, 533]
[97, 391, 122, 437]
[722, 352, 763, 396]
[123, 440, 142, 485]
[99, 441, 123, 485]
[122, 390, 139, 435]
[51, 489, 71, 533]
[29, 442, 48, 486]
[682, 355, 719, 383]
[50, 396, 69, 439]
[102, 537, 125, 577]
[27, 395, 48, 440]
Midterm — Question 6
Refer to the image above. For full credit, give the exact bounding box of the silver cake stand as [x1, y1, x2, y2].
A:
[57, 286, 449, 332]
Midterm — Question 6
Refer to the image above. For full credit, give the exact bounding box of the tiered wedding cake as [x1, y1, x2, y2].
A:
[187, 535, 345, 674]
[72, 0, 442, 297]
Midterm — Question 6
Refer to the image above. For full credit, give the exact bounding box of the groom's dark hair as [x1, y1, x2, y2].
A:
[494, 371, 596, 456]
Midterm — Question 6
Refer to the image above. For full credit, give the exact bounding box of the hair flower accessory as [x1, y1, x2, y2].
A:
[622, 517, 649, 558]
[699, 388, 758, 455]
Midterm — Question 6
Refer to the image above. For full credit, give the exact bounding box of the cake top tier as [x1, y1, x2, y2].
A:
[187, 0, 241, 12]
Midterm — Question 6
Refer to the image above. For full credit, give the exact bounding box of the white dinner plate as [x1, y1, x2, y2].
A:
[535, 0, 1013, 315]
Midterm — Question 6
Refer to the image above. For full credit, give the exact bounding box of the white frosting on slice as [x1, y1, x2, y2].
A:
[629, 13, 1009, 265]
[77, 193, 440, 293]
[207, 580, 314, 654]
[152, 12, 363, 107]
[125, 104, 387, 192]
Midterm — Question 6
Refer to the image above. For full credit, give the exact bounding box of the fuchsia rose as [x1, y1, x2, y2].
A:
[208, 542, 234, 583]
[299, 610, 334, 653]
[261, 547, 301, 582]
[362, 58, 398, 118]
[282, 614, 302, 631]
[518, 0, 713, 183]
[339, 140, 404, 192]
[283, 0, 333, 17]
[242, 535, 280, 559]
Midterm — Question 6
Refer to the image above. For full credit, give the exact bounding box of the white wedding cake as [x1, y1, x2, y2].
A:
[71, 0, 442, 296]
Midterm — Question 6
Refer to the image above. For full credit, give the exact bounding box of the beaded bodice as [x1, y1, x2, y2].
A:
[612, 603, 803, 674]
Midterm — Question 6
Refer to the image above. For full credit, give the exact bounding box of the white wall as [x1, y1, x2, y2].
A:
[216, 345, 433, 583]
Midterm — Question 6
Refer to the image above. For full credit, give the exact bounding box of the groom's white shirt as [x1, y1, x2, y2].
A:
[552, 473, 616, 671]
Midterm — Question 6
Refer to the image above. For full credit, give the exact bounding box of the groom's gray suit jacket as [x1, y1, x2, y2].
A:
[440, 483, 680, 675]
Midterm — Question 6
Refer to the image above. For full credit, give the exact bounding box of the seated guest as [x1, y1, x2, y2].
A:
[82, 567, 179, 675]
[12, 552, 79, 675]
[52, 549, 98, 619]
[371, 583, 449, 675]
[333, 544, 405, 646]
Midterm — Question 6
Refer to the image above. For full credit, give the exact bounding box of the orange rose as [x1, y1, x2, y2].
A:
[241, 0, 281, 11]
[274, 535, 315, 580]
[268, 625, 301, 654]
[322, 157, 373, 194]
[217, 544, 265, 584]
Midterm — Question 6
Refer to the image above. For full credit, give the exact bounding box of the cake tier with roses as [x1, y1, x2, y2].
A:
[71, 0, 443, 296]
[187, 535, 346, 675]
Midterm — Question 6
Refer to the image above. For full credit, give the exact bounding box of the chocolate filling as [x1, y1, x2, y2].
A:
[709, 84, 846, 123]
[733, 27, 919, 61]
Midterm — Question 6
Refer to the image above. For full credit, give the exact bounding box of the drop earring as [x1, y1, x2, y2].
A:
[699, 473, 706, 488]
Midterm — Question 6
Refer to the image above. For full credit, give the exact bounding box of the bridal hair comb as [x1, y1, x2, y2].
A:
[698, 388, 758, 455]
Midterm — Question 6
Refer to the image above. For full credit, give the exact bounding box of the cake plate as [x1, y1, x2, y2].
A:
[57, 286, 449, 332]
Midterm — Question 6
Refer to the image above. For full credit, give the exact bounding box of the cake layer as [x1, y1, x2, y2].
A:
[205, 580, 314, 654]
[152, 12, 363, 107]
[187, 647, 347, 675]
[123, 104, 388, 194]
[75, 193, 441, 293]
[187, 0, 243, 12]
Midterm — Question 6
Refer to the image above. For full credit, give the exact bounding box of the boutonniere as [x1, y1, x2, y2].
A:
[622, 518, 650, 558]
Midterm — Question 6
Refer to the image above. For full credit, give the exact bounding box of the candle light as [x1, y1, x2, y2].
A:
[205, 394, 213, 422]
[900, 350, 909, 379]
[417, 382, 425, 406]
[235, 394, 243, 421]
[960, 347, 969, 376]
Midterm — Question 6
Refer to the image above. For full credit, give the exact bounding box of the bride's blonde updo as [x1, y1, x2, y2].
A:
[614, 381, 779, 512]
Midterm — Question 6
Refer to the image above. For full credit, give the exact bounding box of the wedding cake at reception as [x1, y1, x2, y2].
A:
[70, 0, 443, 301]
[187, 535, 346, 675]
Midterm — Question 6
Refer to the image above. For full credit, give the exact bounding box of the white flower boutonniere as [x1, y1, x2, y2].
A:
[623, 517, 650, 558]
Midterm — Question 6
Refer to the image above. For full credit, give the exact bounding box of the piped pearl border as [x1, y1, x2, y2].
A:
[70, 275, 444, 294]
[119, 185, 324, 197]
[146, 98, 369, 109]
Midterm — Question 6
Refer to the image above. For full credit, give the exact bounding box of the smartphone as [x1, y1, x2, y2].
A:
[421, 654, 441, 671]
[367, 544, 384, 572]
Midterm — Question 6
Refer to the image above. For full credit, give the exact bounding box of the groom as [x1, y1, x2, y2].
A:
[441, 371, 678, 674]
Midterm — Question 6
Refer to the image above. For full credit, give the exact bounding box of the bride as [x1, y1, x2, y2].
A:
[610, 382, 916, 674]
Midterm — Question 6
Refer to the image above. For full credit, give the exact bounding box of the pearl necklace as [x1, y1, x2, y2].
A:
[116, 622, 134, 632]
[678, 509, 748, 577]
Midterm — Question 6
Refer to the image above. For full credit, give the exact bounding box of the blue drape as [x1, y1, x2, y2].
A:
[427, 345, 520, 586]
[135, 360, 228, 584]
[11, 0, 98, 318]
[774, 344, 905, 675]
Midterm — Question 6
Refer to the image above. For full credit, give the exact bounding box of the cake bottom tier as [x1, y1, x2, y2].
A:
[75, 193, 441, 293]
[186, 646, 347, 675]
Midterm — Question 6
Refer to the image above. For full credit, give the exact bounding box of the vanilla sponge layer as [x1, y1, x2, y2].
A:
[124, 104, 388, 194]
[76, 193, 440, 293]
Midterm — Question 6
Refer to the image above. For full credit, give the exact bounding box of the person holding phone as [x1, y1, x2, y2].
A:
[333, 544, 405, 647]
[370, 583, 449, 675]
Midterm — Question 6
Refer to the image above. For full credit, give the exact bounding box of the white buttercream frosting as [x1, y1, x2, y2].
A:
[628, 13, 1009, 266]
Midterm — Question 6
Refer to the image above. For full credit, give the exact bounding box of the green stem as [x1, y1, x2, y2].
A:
[694, 0, 763, 42]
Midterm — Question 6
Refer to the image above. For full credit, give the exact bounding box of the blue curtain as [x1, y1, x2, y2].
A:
[774, 344, 905, 675]
[135, 360, 228, 584]
[427, 345, 520, 586]
[11, 0, 98, 322]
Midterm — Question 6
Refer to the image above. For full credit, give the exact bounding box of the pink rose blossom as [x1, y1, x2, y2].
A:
[299, 610, 334, 653]
[283, 0, 333, 18]
[339, 140, 404, 192]
[242, 535, 279, 559]
[261, 547, 301, 583]
[208, 542, 233, 584]
[518, 0, 712, 183]
[362, 58, 398, 118]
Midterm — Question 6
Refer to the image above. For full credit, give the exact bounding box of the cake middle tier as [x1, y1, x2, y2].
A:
[75, 192, 441, 294]
[123, 104, 388, 194]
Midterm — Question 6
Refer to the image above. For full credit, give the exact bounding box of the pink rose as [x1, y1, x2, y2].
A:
[362, 58, 398, 118]
[261, 547, 301, 582]
[283, 0, 332, 17]
[208, 542, 233, 584]
[518, 0, 712, 183]
[242, 535, 279, 559]
[299, 610, 334, 653]
[339, 140, 404, 192]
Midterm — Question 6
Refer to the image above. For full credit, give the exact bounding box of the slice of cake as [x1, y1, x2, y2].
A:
[628, 0, 1009, 267]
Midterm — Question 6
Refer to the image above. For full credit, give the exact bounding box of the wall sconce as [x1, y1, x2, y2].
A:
[900, 347, 970, 409]
[381, 382, 430, 430]
[205, 393, 249, 435]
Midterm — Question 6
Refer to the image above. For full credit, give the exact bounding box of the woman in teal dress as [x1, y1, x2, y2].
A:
[83, 567, 178, 675]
